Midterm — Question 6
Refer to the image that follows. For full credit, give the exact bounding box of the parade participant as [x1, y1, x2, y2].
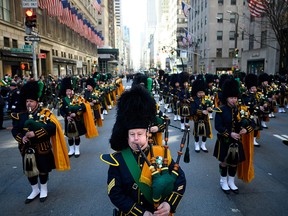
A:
[84, 77, 103, 127]
[278, 76, 287, 113]
[257, 73, 271, 128]
[7, 82, 21, 114]
[214, 74, 230, 108]
[213, 78, 254, 194]
[242, 73, 262, 146]
[190, 77, 213, 153]
[59, 77, 98, 158]
[170, 74, 181, 121]
[178, 72, 192, 131]
[205, 74, 216, 120]
[11, 81, 70, 203]
[100, 85, 186, 216]
[161, 73, 171, 113]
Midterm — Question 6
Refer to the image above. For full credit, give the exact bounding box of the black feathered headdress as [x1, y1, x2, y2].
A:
[221, 79, 240, 103]
[258, 73, 269, 84]
[60, 77, 73, 97]
[86, 77, 96, 89]
[19, 81, 40, 111]
[245, 74, 258, 90]
[109, 85, 156, 151]
[191, 79, 206, 97]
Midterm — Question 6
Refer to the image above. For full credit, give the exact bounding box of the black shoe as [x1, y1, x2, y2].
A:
[222, 189, 230, 194]
[40, 196, 47, 202]
[195, 149, 200, 153]
[230, 188, 239, 194]
[75, 154, 80, 158]
[201, 148, 208, 153]
[25, 194, 39, 204]
[283, 140, 288, 145]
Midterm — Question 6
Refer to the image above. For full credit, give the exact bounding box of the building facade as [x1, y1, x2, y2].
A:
[0, 0, 108, 79]
[187, 0, 279, 75]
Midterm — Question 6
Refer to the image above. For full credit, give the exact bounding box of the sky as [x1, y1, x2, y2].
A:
[121, 0, 147, 69]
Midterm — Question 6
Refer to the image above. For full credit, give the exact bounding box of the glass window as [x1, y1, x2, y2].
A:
[0, 0, 10, 22]
[231, 0, 236, 5]
[217, 31, 223, 40]
[229, 31, 235, 40]
[261, 31, 267, 48]
[249, 34, 254, 50]
[218, 0, 223, 4]
[216, 48, 222, 58]
[217, 13, 223, 23]
[230, 13, 236, 23]
[229, 48, 234, 58]
[12, 39, 17, 48]
[3, 37, 9, 47]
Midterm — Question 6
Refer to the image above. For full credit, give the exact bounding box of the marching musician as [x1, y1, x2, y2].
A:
[100, 85, 186, 216]
[213, 78, 254, 194]
[170, 74, 181, 121]
[205, 74, 217, 120]
[11, 81, 70, 203]
[257, 73, 271, 129]
[190, 77, 213, 153]
[84, 77, 103, 127]
[178, 72, 192, 131]
[59, 77, 98, 158]
[278, 76, 287, 113]
[242, 73, 262, 146]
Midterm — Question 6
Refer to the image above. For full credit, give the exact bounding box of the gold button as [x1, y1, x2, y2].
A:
[140, 202, 143, 205]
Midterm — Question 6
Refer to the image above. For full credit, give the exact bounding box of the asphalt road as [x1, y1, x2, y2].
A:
[0, 79, 287, 216]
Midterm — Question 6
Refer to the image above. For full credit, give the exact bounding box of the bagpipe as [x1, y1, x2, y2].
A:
[137, 117, 190, 210]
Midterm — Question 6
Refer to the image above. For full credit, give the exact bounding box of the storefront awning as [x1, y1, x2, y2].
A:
[0, 49, 32, 59]
[53, 57, 76, 64]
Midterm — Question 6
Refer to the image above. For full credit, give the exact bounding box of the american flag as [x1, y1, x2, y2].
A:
[248, 0, 267, 17]
[181, 1, 191, 18]
[37, 0, 104, 46]
[92, 0, 102, 14]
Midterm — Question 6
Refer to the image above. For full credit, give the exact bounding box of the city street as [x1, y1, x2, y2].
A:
[0, 80, 288, 216]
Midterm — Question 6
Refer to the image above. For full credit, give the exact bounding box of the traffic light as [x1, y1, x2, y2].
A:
[234, 48, 239, 58]
[25, 9, 37, 28]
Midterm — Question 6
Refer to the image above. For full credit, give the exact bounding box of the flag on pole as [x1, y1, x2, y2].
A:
[248, 0, 267, 17]
[182, 1, 191, 18]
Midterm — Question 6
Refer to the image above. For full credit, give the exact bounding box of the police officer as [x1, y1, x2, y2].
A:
[7, 81, 21, 114]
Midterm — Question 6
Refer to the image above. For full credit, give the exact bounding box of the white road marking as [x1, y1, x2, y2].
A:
[273, 134, 287, 140]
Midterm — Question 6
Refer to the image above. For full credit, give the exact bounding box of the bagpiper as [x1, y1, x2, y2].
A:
[100, 85, 186, 215]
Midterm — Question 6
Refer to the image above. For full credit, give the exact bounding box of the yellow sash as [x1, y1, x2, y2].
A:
[40, 109, 70, 171]
[83, 102, 99, 138]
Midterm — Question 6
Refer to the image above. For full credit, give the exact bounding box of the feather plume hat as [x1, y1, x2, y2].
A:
[109, 85, 156, 151]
